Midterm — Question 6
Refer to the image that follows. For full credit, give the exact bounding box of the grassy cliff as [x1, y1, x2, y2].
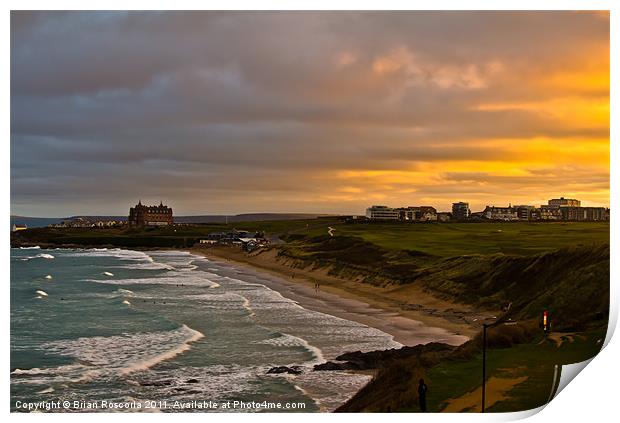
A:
[278, 234, 609, 330]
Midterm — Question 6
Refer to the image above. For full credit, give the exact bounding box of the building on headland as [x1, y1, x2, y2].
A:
[451, 202, 470, 220]
[560, 206, 608, 221]
[128, 201, 173, 226]
[12, 224, 27, 232]
[398, 206, 437, 221]
[437, 212, 452, 222]
[366, 205, 400, 220]
[514, 205, 538, 221]
[548, 197, 581, 208]
[366, 205, 438, 221]
[482, 205, 519, 221]
[482, 204, 538, 221]
[539, 205, 563, 220]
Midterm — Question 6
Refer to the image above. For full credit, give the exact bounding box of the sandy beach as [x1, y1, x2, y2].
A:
[188, 246, 490, 346]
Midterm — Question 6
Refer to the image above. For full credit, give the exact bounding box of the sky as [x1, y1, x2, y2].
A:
[10, 11, 609, 216]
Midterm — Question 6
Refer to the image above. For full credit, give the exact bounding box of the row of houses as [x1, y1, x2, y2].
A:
[49, 217, 126, 228]
[479, 204, 608, 221]
[366, 197, 610, 222]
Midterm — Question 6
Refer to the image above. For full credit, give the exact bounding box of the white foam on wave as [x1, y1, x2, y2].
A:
[21, 253, 55, 261]
[102, 271, 114, 276]
[119, 326, 204, 376]
[223, 275, 403, 359]
[28, 325, 205, 384]
[20, 246, 41, 250]
[12, 367, 45, 375]
[36, 386, 55, 394]
[256, 333, 325, 365]
[11, 363, 87, 385]
[85, 270, 220, 288]
[294, 369, 373, 412]
[187, 292, 255, 317]
[146, 251, 200, 269]
[118, 262, 175, 271]
[45, 275, 53, 280]
[64, 248, 162, 265]
[242, 297, 255, 317]
[35, 290, 48, 297]
[122, 300, 132, 306]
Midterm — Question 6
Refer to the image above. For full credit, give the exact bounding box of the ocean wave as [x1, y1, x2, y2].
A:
[224, 282, 403, 358]
[241, 296, 255, 318]
[293, 369, 373, 412]
[117, 262, 175, 271]
[187, 293, 254, 316]
[12, 367, 46, 375]
[146, 251, 199, 268]
[64, 249, 154, 263]
[85, 271, 220, 288]
[24, 325, 206, 384]
[124, 363, 264, 406]
[20, 246, 41, 250]
[11, 363, 88, 384]
[255, 333, 324, 365]
[21, 253, 55, 261]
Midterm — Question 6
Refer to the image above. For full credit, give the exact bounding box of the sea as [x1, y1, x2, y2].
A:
[10, 247, 402, 412]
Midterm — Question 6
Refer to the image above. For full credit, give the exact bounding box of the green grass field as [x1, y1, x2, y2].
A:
[301, 222, 610, 257]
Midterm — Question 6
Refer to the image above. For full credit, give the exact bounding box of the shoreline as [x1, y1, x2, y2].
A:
[11, 244, 485, 345]
[188, 246, 483, 346]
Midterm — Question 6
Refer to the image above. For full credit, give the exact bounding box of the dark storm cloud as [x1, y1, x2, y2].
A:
[10, 11, 609, 215]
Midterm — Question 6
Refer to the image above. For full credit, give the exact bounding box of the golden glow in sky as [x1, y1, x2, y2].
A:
[11, 11, 610, 215]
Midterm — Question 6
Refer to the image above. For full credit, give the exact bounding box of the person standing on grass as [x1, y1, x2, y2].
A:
[418, 378, 428, 412]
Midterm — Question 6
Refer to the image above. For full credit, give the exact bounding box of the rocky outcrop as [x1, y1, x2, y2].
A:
[314, 342, 456, 371]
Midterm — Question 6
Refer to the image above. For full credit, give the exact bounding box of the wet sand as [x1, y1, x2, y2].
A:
[188, 247, 473, 347]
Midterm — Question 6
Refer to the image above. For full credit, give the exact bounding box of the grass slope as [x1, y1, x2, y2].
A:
[339, 324, 606, 413]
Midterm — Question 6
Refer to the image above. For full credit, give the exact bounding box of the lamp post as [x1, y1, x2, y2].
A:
[482, 323, 488, 413]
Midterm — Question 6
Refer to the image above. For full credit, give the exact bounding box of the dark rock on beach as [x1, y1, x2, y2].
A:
[314, 342, 456, 371]
[139, 380, 173, 387]
[267, 365, 303, 375]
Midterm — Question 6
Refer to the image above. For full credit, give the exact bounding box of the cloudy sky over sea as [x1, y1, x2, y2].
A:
[11, 11, 609, 216]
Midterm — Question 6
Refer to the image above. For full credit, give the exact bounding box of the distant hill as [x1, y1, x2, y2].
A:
[174, 213, 332, 224]
[10, 213, 332, 228]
